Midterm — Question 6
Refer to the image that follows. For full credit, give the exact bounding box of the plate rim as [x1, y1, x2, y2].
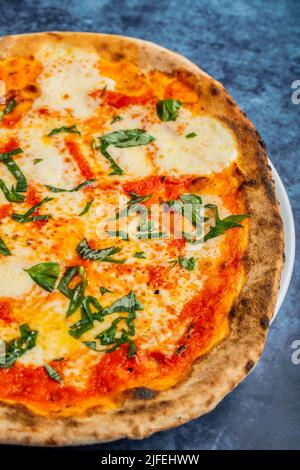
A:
[269, 159, 295, 318]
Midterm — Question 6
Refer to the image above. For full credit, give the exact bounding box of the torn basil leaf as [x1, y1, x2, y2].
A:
[24, 262, 60, 292]
[12, 196, 53, 223]
[102, 291, 143, 316]
[0, 179, 25, 203]
[69, 296, 103, 338]
[186, 132, 197, 139]
[98, 142, 124, 175]
[48, 124, 81, 137]
[116, 192, 152, 220]
[45, 179, 95, 193]
[0, 324, 38, 368]
[0, 98, 17, 124]
[78, 199, 94, 216]
[111, 115, 123, 124]
[76, 238, 125, 263]
[0, 148, 27, 193]
[33, 158, 43, 165]
[44, 364, 63, 384]
[156, 98, 181, 122]
[100, 129, 155, 148]
[99, 286, 112, 296]
[133, 251, 146, 259]
[96, 129, 155, 176]
[57, 265, 88, 318]
[0, 237, 11, 256]
[169, 256, 196, 271]
[203, 204, 250, 242]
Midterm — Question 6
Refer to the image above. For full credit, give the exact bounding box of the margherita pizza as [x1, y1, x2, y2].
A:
[0, 32, 284, 445]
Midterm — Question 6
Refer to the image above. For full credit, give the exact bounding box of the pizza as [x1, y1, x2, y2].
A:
[0, 32, 283, 445]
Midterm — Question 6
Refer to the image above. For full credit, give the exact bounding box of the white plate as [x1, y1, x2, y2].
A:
[269, 160, 295, 318]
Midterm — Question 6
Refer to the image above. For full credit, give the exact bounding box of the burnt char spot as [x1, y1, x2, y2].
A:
[205, 396, 214, 407]
[4, 405, 36, 428]
[240, 297, 250, 307]
[260, 316, 270, 330]
[229, 306, 236, 318]
[112, 52, 125, 62]
[63, 418, 79, 428]
[245, 360, 255, 373]
[131, 387, 158, 400]
[45, 437, 59, 446]
[210, 85, 219, 96]
[283, 252, 286, 262]
[25, 84, 38, 93]
[263, 178, 276, 203]
[226, 97, 235, 106]
[244, 179, 257, 187]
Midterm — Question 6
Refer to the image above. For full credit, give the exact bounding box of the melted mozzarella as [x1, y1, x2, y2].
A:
[34, 46, 115, 119]
[0, 257, 34, 297]
[17, 115, 80, 187]
[150, 110, 237, 175]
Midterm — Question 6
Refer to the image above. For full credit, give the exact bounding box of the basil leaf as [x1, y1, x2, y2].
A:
[186, 132, 197, 139]
[0, 179, 25, 203]
[76, 238, 125, 263]
[156, 99, 181, 122]
[0, 148, 27, 193]
[0, 324, 38, 368]
[98, 142, 124, 175]
[96, 130, 155, 176]
[116, 193, 152, 220]
[102, 291, 143, 316]
[78, 291, 142, 357]
[0, 237, 11, 256]
[45, 179, 95, 193]
[24, 262, 60, 292]
[44, 364, 63, 384]
[165, 194, 207, 236]
[33, 158, 43, 165]
[4, 98, 17, 114]
[180, 194, 202, 204]
[0, 98, 17, 123]
[57, 266, 80, 298]
[133, 251, 146, 259]
[99, 286, 112, 296]
[94, 310, 137, 358]
[203, 204, 250, 242]
[48, 124, 81, 137]
[100, 129, 155, 148]
[12, 196, 53, 223]
[69, 296, 103, 338]
[111, 115, 123, 124]
[78, 199, 94, 216]
[65, 267, 87, 318]
[57, 266, 88, 318]
[178, 256, 196, 271]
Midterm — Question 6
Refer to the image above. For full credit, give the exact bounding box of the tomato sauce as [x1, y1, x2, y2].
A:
[65, 140, 94, 180]
[0, 300, 13, 323]
[106, 91, 154, 108]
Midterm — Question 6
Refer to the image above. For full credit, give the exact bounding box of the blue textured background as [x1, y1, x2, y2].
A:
[0, 0, 299, 451]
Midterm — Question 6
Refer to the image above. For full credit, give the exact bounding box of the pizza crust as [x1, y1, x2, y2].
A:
[0, 32, 284, 445]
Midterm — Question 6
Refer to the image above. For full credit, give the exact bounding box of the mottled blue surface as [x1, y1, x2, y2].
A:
[0, 0, 299, 451]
